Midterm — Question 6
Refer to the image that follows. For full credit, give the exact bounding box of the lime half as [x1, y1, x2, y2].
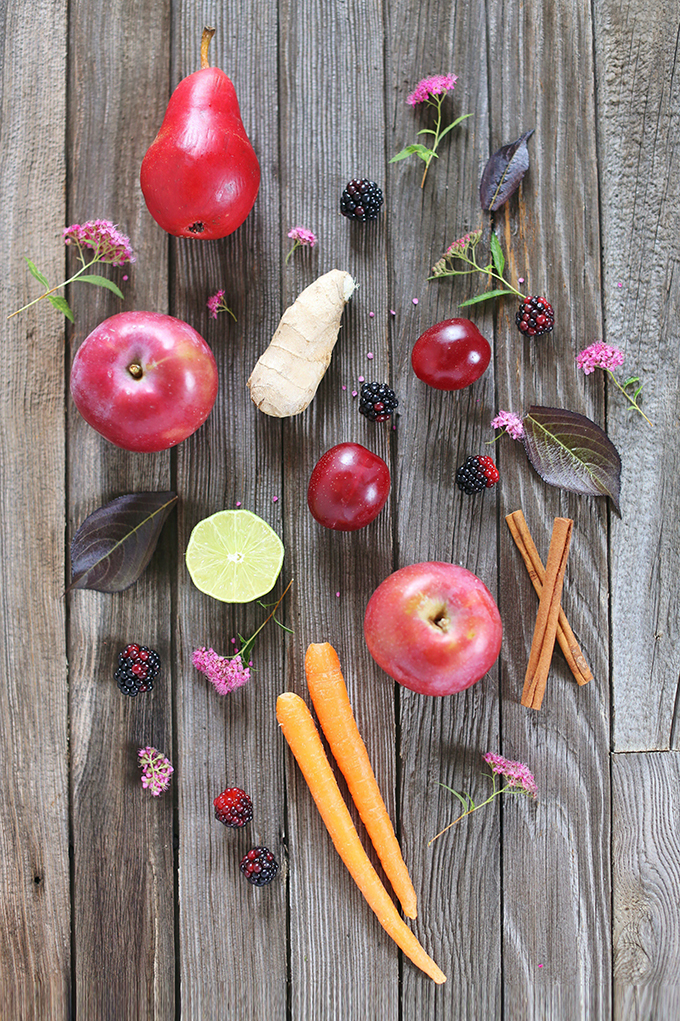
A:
[185, 509, 285, 603]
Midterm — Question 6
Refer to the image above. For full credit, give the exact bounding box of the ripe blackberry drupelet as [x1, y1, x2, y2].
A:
[213, 787, 253, 828]
[240, 846, 279, 886]
[115, 644, 160, 696]
[359, 382, 399, 422]
[340, 179, 384, 222]
[516, 296, 554, 337]
[455, 455, 500, 495]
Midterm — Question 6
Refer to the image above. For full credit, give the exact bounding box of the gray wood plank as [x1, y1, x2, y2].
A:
[485, 0, 612, 1016]
[613, 752, 680, 1019]
[277, 1, 400, 1016]
[594, 0, 680, 752]
[0, 1, 70, 1017]
[384, 1, 503, 1016]
[171, 6, 288, 1019]
[66, 1, 175, 1017]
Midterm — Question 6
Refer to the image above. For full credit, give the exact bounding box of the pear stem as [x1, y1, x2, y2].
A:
[201, 27, 216, 68]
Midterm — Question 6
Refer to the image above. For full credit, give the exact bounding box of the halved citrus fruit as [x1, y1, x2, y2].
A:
[185, 509, 284, 603]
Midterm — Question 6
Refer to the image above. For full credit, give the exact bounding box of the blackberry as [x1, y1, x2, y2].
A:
[515, 296, 554, 337]
[240, 846, 279, 886]
[115, 643, 160, 696]
[213, 787, 253, 828]
[340, 179, 383, 222]
[359, 382, 399, 422]
[455, 455, 500, 495]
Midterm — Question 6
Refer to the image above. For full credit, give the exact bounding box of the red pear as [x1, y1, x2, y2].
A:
[140, 28, 260, 239]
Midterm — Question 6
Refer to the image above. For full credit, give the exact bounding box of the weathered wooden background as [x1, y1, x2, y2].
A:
[1, 0, 679, 1017]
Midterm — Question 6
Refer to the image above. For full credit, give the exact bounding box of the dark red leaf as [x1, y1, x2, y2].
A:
[68, 492, 178, 592]
[480, 130, 534, 212]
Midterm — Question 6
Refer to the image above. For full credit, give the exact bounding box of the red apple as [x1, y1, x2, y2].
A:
[70, 311, 218, 452]
[364, 562, 502, 695]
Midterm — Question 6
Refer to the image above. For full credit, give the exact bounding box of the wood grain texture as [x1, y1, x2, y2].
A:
[612, 753, 680, 1019]
[0, 2, 70, 1017]
[278, 0, 401, 1015]
[487, 0, 612, 1016]
[3, 0, 680, 1017]
[172, 4, 288, 1019]
[67, 1, 175, 1018]
[594, 0, 680, 752]
[385, 2, 502, 1016]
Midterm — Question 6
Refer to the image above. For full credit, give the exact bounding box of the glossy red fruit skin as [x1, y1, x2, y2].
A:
[140, 67, 260, 239]
[307, 442, 390, 531]
[411, 318, 491, 391]
[70, 311, 218, 452]
[364, 562, 502, 695]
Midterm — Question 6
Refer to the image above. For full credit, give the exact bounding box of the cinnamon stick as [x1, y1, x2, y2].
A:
[506, 510, 592, 686]
[521, 517, 573, 710]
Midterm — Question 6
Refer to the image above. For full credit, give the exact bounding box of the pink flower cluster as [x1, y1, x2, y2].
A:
[576, 341, 625, 375]
[62, 219, 135, 266]
[287, 226, 317, 247]
[207, 290, 226, 319]
[192, 647, 251, 696]
[407, 74, 458, 106]
[491, 410, 525, 440]
[138, 747, 174, 796]
[483, 752, 537, 797]
[444, 229, 482, 257]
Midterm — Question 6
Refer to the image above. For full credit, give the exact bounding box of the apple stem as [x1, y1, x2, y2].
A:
[200, 27, 216, 69]
[127, 362, 143, 379]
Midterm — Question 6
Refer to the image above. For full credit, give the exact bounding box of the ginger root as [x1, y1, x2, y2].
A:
[247, 269, 356, 417]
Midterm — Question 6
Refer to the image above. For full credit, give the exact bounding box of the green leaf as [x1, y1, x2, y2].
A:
[489, 232, 505, 276]
[458, 288, 515, 307]
[522, 406, 622, 514]
[47, 294, 74, 322]
[25, 258, 49, 288]
[416, 128, 437, 137]
[437, 112, 474, 141]
[77, 274, 124, 299]
[390, 143, 437, 164]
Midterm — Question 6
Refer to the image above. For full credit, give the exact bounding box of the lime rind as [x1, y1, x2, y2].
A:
[185, 509, 284, 603]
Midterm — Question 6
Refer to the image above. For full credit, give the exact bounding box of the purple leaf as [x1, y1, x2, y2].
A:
[522, 407, 622, 514]
[68, 492, 178, 592]
[480, 130, 534, 212]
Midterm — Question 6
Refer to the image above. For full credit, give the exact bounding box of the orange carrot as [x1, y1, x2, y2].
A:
[276, 691, 446, 985]
[305, 642, 417, 919]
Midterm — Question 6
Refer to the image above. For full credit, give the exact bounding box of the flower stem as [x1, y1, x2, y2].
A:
[607, 370, 653, 426]
[285, 240, 300, 265]
[420, 95, 443, 189]
[237, 578, 293, 664]
[7, 256, 100, 320]
[466, 249, 524, 297]
[428, 781, 520, 845]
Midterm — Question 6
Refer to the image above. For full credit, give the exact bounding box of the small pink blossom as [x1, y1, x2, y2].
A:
[192, 647, 251, 696]
[63, 219, 135, 265]
[445, 228, 483, 257]
[576, 341, 625, 375]
[491, 410, 525, 440]
[207, 289, 236, 321]
[407, 74, 458, 106]
[138, 747, 174, 796]
[207, 289, 225, 319]
[483, 752, 537, 797]
[286, 226, 317, 263]
[287, 226, 317, 247]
